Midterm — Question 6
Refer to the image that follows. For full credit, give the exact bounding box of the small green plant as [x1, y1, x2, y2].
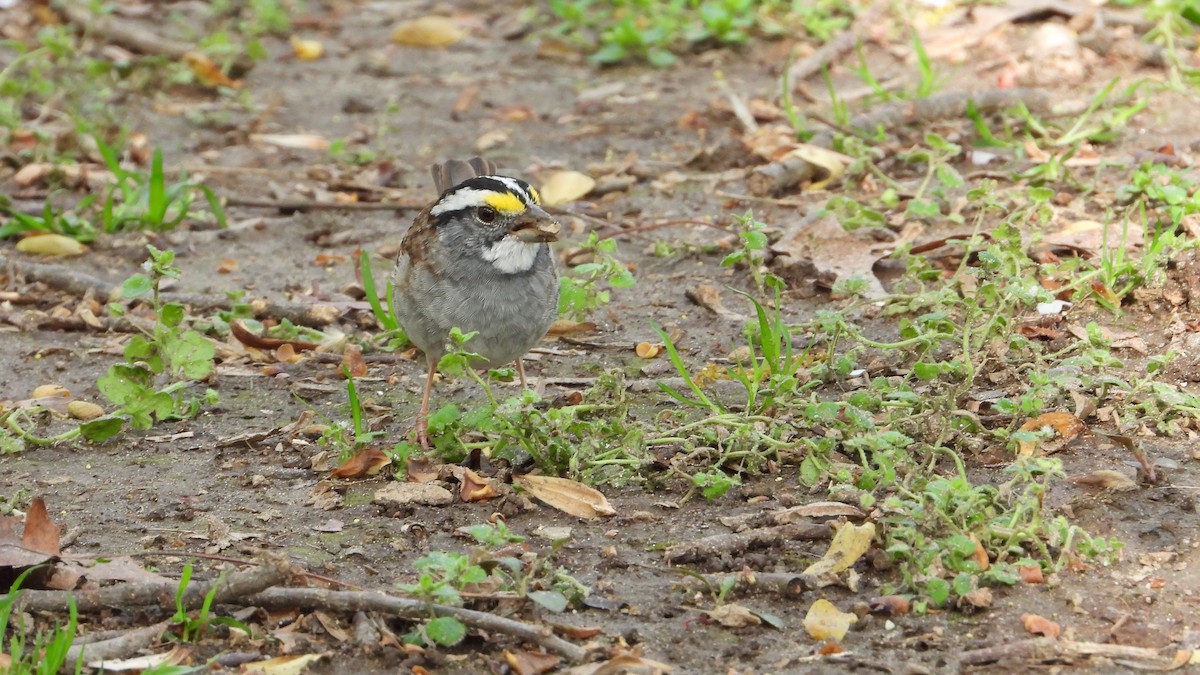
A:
[0, 195, 98, 243]
[558, 233, 636, 321]
[95, 246, 218, 433]
[0, 572, 84, 675]
[721, 211, 771, 291]
[396, 551, 487, 646]
[93, 136, 226, 234]
[361, 251, 409, 350]
[170, 563, 219, 642]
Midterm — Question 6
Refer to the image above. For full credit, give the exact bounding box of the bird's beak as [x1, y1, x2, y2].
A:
[508, 206, 561, 243]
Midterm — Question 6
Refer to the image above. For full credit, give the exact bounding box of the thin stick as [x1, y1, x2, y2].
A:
[246, 587, 590, 662]
[225, 197, 422, 212]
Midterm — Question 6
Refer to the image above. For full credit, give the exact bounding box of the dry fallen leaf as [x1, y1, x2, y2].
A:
[339, 345, 368, 378]
[504, 649, 561, 675]
[538, 170, 595, 206]
[1019, 565, 1045, 584]
[970, 533, 989, 572]
[546, 319, 597, 335]
[16, 234, 86, 256]
[803, 598, 857, 641]
[250, 133, 331, 151]
[514, 475, 616, 520]
[635, 342, 661, 359]
[182, 51, 242, 89]
[1017, 411, 1085, 457]
[704, 603, 762, 627]
[290, 35, 324, 60]
[66, 400, 104, 421]
[868, 595, 910, 615]
[330, 449, 391, 479]
[391, 16, 466, 48]
[787, 145, 850, 191]
[1068, 469, 1137, 492]
[0, 496, 61, 570]
[451, 466, 500, 502]
[1020, 613, 1062, 637]
[803, 522, 875, 577]
[239, 653, 328, 675]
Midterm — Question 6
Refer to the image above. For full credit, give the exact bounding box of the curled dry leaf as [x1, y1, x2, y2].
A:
[391, 16, 466, 48]
[546, 319, 597, 335]
[970, 533, 989, 572]
[803, 522, 875, 577]
[340, 345, 368, 378]
[503, 649, 561, 675]
[16, 234, 86, 256]
[67, 400, 104, 421]
[803, 598, 857, 641]
[1068, 470, 1137, 492]
[32, 385, 70, 399]
[290, 36, 324, 60]
[538, 170, 596, 206]
[635, 342, 661, 359]
[239, 653, 327, 675]
[868, 595, 910, 615]
[181, 51, 242, 89]
[958, 587, 993, 610]
[514, 474, 616, 520]
[1017, 411, 1085, 457]
[1020, 613, 1062, 637]
[451, 466, 499, 502]
[1019, 565, 1045, 584]
[787, 145, 850, 191]
[704, 603, 761, 628]
[330, 448, 391, 479]
[250, 133, 331, 151]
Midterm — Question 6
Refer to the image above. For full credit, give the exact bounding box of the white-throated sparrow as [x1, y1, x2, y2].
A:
[391, 158, 561, 447]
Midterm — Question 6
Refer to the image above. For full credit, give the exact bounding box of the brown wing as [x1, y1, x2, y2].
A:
[431, 157, 498, 195]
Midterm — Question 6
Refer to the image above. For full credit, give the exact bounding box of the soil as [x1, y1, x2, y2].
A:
[2, 2, 1199, 674]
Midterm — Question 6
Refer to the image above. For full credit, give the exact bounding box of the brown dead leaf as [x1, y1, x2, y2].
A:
[803, 598, 857, 641]
[1017, 411, 1085, 457]
[0, 497, 61, 569]
[339, 345, 368, 378]
[1020, 613, 1062, 637]
[16, 234, 87, 256]
[406, 456, 442, 483]
[770, 215, 890, 299]
[1019, 565, 1044, 584]
[182, 51, 242, 89]
[816, 640, 844, 655]
[217, 258, 238, 274]
[1068, 470, 1137, 492]
[504, 649, 561, 675]
[452, 467, 499, 502]
[685, 284, 748, 321]
[330, 448, 391, 479]
[703, 603, 761, 628]
[514, 474, 615, 520]
[546, 319, 598, 335]
[970, 533, 989, 572]
[538, 170, 595, 206]
[958, 587, 993, 610]
[391, 16, 465, 48]
[868, 595, 910, 615]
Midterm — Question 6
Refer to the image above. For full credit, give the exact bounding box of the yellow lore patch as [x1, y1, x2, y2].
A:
[484, 191, 526, 214]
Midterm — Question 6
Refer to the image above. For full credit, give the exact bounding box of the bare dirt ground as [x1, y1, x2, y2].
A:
[2, 1, 1200, 673]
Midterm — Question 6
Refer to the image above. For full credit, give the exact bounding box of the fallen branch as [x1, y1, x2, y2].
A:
[960, 636, 1194, 669]
[748, 88, 1061, 196]
[246, 587, 590, 662]
[1, 254, 350, 327]
[787, 0, 888, 83]
[225, 197, 423, 212]
[52, 0, 253, 74]
[13, 553, 293, 614]
[664, 522, 831, 564]
[65, 620, 170, 665]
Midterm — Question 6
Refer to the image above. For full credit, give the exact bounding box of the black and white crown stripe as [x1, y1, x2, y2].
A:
[429, 176, 539, 218]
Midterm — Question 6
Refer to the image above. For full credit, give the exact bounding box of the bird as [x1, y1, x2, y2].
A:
[391, 158, 560, 447]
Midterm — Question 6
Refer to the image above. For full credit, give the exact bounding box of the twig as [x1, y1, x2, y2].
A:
[246, 587, 590, 662]
[664, 522, 832, 563]
[65, 620, 170, 665]
[52, 0, 253, 74]
[13, 553, 293, 613]
[960, 636, 1190, 669]
[0, 254, 350, 327]
[748, 88, 1063, 196]
[225, 197, 423, 212]
[787, 0, 888, 83]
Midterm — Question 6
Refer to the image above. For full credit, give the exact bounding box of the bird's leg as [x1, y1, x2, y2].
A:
[415, 360, 437, 449]
[515, 359, 528, 388]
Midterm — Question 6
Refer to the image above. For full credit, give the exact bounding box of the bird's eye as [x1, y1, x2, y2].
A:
[477, 206, 497, 224]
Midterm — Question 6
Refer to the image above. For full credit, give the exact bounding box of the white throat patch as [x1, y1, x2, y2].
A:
[482, 236, 540, 274]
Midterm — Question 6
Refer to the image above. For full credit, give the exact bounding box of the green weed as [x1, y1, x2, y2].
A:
[558, 233, 636, 321]
[93, 136, 226, 234]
